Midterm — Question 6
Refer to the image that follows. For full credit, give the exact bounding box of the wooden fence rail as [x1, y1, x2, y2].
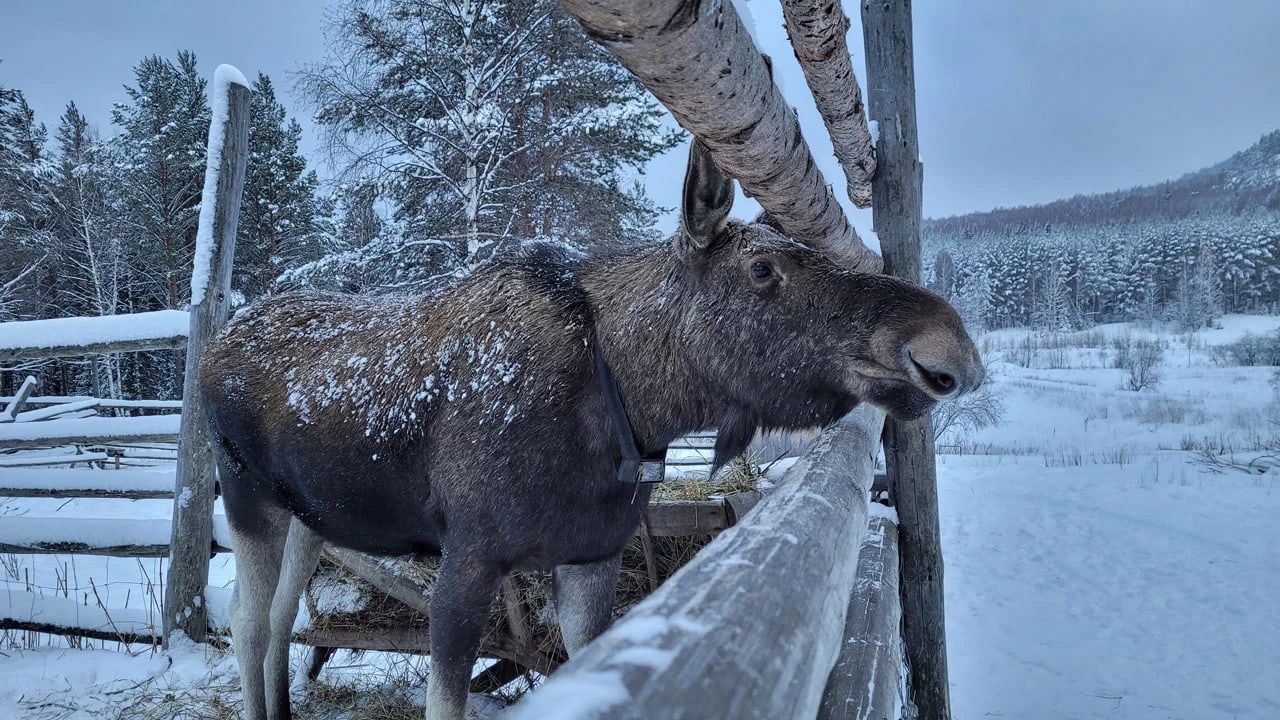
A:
[0, 310, 189, 363]
[509, 406, 890, 720]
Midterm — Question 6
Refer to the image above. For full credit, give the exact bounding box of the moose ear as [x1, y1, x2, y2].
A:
[679, 138, 734, 255]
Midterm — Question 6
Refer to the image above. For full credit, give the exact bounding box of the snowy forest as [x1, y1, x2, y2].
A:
[0, 0, 677, 400]
[924, 130, 1280, 332]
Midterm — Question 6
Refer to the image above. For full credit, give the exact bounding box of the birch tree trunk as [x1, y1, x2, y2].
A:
[780, 0, 877, 208]
[559, 0, 883, 273]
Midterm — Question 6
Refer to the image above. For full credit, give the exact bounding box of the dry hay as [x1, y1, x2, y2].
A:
[304, 458, 761, 676]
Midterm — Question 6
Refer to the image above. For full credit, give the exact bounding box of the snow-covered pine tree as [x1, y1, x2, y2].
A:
[110, 51, 209, 311]
[498, 0, 679, 249]
[110, 51, 209, 398]
[275, 180, 396, 292]
[299, 0, 676, 290]
[235, 73, 323, 302]
[45, 102, 128, 397]
[0, 80, 48, 324]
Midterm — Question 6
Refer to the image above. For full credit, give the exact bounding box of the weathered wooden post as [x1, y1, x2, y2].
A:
[164, 64, 251, 646]
[862, 2, 952, 717]
[0, 375, 37, 423]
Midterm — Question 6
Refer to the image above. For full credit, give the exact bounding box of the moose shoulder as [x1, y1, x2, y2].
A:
[201, 139, 983, 720]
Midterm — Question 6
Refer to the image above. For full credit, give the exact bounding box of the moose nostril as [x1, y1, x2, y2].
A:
[910, 355, 960, 396]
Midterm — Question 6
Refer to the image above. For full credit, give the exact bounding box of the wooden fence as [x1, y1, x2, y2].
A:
[0, 0, 947, 716]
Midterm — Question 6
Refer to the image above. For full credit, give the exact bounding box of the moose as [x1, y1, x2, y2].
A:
[200, 139, 984, 720]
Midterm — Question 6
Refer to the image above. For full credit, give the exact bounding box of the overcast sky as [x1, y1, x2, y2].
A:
[3, 0, 1279, 243]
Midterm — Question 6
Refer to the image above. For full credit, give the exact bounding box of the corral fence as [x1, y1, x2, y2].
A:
[0, 0, 948, 717]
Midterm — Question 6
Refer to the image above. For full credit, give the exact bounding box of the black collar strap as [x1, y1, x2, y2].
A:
[593, 341, 666, 485]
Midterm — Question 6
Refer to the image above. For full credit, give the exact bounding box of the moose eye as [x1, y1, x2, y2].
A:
[751, 261, 773, 280]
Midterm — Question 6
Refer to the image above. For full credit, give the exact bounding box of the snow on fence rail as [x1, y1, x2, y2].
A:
[0, 309, 189, 362]
[0, 514, 232, 557]
[0, 467, 176, 499]
[0, 415, 181, 449]
[510, 407, 894, 720]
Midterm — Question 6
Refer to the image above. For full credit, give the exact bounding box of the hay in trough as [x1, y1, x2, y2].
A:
[303, 458, 761, 677]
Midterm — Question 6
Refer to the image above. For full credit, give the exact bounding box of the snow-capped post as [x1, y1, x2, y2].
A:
[559, 0, 883, 273]
[780, 0, 877, 208]
[861, 2, 952, 718]
[164, 64, 251, 647]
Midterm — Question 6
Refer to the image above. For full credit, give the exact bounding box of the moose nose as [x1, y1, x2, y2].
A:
[907, 342, 985, 398]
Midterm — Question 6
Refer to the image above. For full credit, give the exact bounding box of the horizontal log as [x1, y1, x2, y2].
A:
[0, 452, 112, 468]
[509, 406, 885, 720]
[0, 415, 181, 449]
[0, 589, 172, 646]
[0, 396, 184, 410]
[0, 515, 231, 557]
[818, 514, 904, 720]
[0, 468, 175, 499]
[14, 400, 101, 423]
[0, 310, 189, 362]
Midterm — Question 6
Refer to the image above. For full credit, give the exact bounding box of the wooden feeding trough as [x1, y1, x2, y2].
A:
[297, 466, 764, 686]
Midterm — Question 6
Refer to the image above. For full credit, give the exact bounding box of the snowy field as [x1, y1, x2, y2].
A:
[1, 315, 1278, 719]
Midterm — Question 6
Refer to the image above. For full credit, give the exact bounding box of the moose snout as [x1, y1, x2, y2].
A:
[905, 334, 986, 399]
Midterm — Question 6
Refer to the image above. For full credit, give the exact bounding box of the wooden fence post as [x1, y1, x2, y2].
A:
[862, 2, 952, 718]
[163, 65, 251, 646]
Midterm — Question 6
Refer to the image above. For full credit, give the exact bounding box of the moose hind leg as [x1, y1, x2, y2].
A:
[553, 552, 623, 656]
[423, 554, 503, 720]
[227, 507, 292, 720]
[265, 518, 324, 719]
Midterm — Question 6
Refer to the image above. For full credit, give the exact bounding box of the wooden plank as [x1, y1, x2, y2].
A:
[644, 498, 730, 537]
[296, 624, 432, 654]
[508, 407, 885, 720]
[0, 396, 184, 410]
[0, 336, 186, 362]
[0, 452, 112, 468]
[0, 468, 175, 499]
[321, 546, 433, 616]
[862, 3, 950, 718]
[0, 375, 37, 423]
[818, 514, 904, 720]
[0, 415, 181, 449]
[0, 515, 233, 557]
[165, 66, 251, 646]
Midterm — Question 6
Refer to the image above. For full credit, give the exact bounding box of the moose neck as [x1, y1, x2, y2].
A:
[580, 245, 725, 454]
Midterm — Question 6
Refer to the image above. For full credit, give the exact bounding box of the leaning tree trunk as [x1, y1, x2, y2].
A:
[559, 0, 882, 273]
[780, 0, 877, 209]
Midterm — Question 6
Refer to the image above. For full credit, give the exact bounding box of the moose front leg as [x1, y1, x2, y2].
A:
[424, 555, 503, 720]
[553, 552, 623, 655]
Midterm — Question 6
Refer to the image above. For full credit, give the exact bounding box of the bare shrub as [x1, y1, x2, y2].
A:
[1111, 332, 1133, 369]
[1210, 330, 1280, 367]
[1130, 396, 1206, 426]
[933, 382, 1005, 443]
[1122, 338, 1164, 391]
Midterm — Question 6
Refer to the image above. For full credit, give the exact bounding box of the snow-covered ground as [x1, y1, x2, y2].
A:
[0, 315, 1277, 718]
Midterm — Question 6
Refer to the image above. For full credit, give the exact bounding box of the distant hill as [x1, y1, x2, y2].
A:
[925, 130, 1280, 241]
[920, 131, 1280, 331]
